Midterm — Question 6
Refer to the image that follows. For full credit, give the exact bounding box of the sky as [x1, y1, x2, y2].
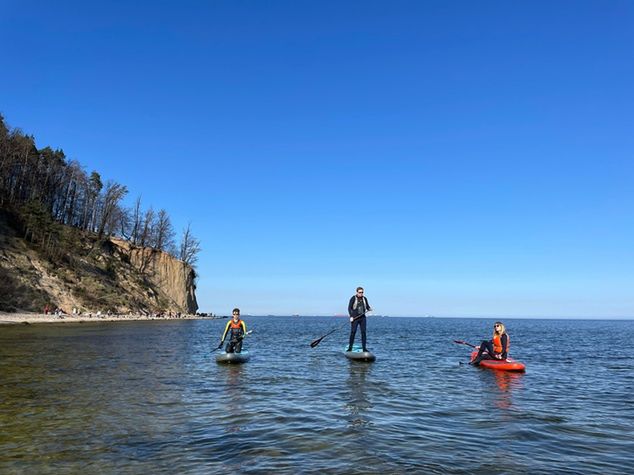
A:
[1, 1, 633, 318]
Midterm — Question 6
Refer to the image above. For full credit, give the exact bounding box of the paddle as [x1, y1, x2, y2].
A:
[310, 311, 370, 348]
[216, 330, 253, 351]
[453, 340, 479, 365]
[455, 339, 505, 359]
[453, 339, 477, 348]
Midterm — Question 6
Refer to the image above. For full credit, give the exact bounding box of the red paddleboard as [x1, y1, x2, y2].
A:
[470, 350, 526, 372]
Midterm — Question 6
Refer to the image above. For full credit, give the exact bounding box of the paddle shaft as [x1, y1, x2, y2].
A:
[453, 340, 477, 349]
[217, 330, 253, 350]
[310, 311, 370, 348]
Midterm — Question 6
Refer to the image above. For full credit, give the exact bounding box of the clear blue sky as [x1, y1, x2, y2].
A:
[2, 1, 633, 317]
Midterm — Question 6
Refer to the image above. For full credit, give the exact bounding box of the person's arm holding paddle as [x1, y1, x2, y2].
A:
[348, 296, 355, 322]
[216, 320, 231, 350]
[217, 320, 231, 349]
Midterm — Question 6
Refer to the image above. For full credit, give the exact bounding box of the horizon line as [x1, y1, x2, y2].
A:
[212, 314, 634, 320]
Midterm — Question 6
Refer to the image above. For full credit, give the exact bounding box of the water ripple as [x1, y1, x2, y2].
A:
[1, 317, 634, 473]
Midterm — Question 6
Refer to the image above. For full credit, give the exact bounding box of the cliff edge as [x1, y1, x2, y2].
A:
[0, 211, 198, 314]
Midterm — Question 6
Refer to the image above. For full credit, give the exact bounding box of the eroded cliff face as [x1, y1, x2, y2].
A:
[0, 212, 198, 314]
[112, 239, 198, 314]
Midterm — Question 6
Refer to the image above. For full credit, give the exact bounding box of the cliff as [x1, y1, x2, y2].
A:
[0, 211, 198, 314]
[111, 238, 198, 314]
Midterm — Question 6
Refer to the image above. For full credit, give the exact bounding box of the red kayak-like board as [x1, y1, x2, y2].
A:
[470, 350, 526, 372]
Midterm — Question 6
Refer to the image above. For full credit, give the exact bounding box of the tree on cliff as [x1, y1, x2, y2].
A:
[78, 171, 103, 232]
[96, 181, 128, 239]
[0, 114, 202, 272]
[138, 207, 155, 248]
[128, 195, 143, 245]
[179, 223, 201, 268]
[153, 208, 175, 253]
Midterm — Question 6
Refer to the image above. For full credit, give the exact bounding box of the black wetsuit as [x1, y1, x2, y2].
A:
[226, 336, 243, 354]
[348, 295, 371, 351]
[473, 333, 508, 364]
[222, 319, 247, 353]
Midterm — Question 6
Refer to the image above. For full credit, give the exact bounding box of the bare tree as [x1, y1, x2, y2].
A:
[129, 195, 143, 245]
[116, 209, 129, 238]
[153, 208, 175, 252]
[179, 223, 201, 268]
[97, 181, 128, 239]
[80, 171, 102, 232]
[139, 207, 155, 248]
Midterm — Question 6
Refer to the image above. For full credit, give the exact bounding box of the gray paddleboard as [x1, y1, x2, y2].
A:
[215, 350, 250, 364]
[344, 345, 376, 362]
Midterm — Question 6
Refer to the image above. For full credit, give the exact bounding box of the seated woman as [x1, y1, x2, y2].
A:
[471, 321, 509, 365]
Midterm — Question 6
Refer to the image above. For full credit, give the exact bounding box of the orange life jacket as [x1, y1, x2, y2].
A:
[492, 334, 509, 354]
[222, 318, 245, 342]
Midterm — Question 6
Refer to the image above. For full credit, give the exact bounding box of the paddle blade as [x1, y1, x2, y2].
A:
[310, 337, 323, 348]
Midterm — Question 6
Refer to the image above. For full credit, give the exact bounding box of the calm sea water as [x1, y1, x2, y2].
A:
[1, 317, 633, 474]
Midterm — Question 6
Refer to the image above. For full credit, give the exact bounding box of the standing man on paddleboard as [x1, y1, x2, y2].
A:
[347, 287, 372, 352]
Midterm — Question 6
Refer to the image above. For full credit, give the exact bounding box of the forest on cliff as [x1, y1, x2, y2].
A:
[0, 114, 201, 313]
[0, 114, 201, 266]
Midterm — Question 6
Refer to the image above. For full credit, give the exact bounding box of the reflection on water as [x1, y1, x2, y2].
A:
[492, 370, 524, 410]
[345, 362, 373, 429]
[220, 365, 249, 434]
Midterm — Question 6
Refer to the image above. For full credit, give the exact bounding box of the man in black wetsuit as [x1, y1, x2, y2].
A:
[347, 287, 372, 352]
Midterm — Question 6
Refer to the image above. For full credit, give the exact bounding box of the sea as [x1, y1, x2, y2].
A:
[1, 316, 633, 474]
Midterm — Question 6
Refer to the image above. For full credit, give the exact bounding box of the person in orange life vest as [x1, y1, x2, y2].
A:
[471, 321, 509, 365]
[347, 287, 372, 352]
[218, 308, 247, 353]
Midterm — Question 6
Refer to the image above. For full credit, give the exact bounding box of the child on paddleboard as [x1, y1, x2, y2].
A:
[218, 308, 247, 353]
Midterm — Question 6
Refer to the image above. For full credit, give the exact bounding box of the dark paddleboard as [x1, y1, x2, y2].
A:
[344, 344, 376, 362]
[216, 350, 250, 364]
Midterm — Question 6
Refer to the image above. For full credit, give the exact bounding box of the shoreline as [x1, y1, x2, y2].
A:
[0, 312, 217, 325]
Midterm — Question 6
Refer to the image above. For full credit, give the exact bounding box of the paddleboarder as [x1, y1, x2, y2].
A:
[218, 308, 248, 353]
[471, 321, 509, 365]
[347, 287, 372, 352]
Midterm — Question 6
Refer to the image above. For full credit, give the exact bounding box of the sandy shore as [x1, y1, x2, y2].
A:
[0, 312, 211, 325]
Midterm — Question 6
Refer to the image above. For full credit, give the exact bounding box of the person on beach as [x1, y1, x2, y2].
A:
[471, 321, 509, 365]
[218, 308, 247, 353]
[347, 287, 372, 352]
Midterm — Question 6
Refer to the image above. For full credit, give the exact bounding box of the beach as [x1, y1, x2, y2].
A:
[0, 311, 204, 325]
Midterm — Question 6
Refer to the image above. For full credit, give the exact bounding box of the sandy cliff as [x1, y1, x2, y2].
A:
[112, 238, 198, 314]
[0, 213, 198, 314]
